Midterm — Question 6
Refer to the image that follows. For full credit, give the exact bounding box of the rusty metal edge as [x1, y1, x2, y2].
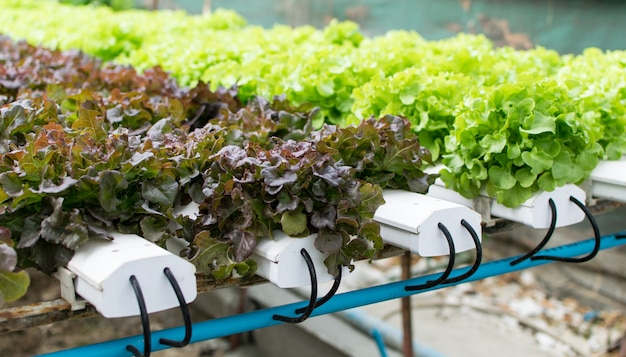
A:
[0, 274, 271, 334]
[0, 299, 98, 334]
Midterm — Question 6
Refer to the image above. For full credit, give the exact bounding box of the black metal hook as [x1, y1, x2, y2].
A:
[405, 222, 456, 291]
[510, 198, 558, 266]
[272, 248, 318, 323]
[442, 219, 483, 284]
[294, 265, 342, 314]
[159, 267, 192, 348]
[531, 195, 601, 263]
[126, 275, 152, 357]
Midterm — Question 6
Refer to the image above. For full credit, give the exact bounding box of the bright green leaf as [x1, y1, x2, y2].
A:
[280, 209, 308, 236]
[521, 111, 556, 134]
[537, 172, 557, 192]
[480, 133, 507, 154]
[316, 79, 334, 97]
[521, 148, 553, 175]
[0, 270, 30, 303]
[488, 165, 516, 190]
[514, 167, 537, 188]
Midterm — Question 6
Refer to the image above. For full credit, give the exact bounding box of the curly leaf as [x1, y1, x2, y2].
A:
[521, 148, 553, 175]
[227, 229, 257, 262]
[357, 182, 384, 220]
[72, 108, 107, 143]
[488, 165, 516, 190]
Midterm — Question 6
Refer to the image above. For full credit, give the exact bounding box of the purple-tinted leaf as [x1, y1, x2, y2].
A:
[276, 192, 299, 214]
[313, 165, 346, 187]
[314, 229, 343, 255]
[311, 205, 336, 230]
[39, 197, 64, 240]
[39, 199, 88, 250]
[0, 244, 17, 272]
[344, 238, 370, 257]
[311, 180, 328, 200]
[408, 174, 437, 193]
[86, 224, 114, 241]
[17, 216, 41, 249]
[0, 227, 11, 245]
[226, 230, 256, 262]
[323, 252, 349, 277]
[146, 118, 171, 143]
[264, 184, 283, 195]
[320, 116, 437, 193]
[261, 166, 298, 187]
[140, 202, 165, 216]
[28, 240, 74, 275]
[0, 36, 410, 282]
[214, 145, 248, 169]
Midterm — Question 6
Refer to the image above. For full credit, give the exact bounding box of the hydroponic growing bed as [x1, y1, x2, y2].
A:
[1, 1, 626, 356]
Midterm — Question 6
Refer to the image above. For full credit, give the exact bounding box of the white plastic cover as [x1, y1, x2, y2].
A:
[374, 190, 482, 256]
[68, 232, 197, 318]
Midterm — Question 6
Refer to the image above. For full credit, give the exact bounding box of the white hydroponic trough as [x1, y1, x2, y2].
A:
[67, 232, 197, 318]
[252, 230, 340, 288]
[590, 158, 626, 203]
[374, 189, 482, 256]
[426, 178, 586, 229]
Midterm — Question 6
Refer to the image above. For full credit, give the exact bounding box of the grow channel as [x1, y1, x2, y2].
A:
[2, 2, 626, 355]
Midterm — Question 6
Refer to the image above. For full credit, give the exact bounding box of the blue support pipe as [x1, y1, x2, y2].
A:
[39, 232, 626, 357]
[340, 308, 447, 357]
[371, 328, 388, 357]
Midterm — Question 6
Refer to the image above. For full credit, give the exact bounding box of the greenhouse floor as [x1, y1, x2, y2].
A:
[1, 208, 625, 357]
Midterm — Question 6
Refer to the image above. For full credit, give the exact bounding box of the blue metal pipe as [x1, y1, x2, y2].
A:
[341, 308, 447, 357]
[38, 232, 626, 357]
[371, 328, 388, 357]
